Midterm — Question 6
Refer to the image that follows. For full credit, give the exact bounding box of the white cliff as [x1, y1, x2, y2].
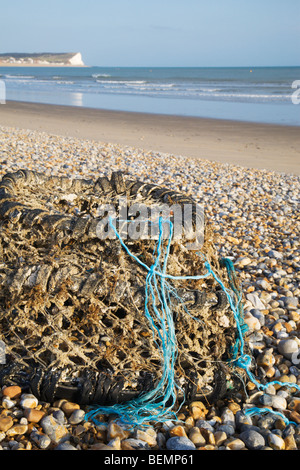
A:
[0, 53, 86, 67]
[68, 53, 84, 66]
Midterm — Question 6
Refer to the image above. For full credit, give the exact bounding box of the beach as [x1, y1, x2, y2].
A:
[0, 101, 299, 450]
[0, 100, 299, 176]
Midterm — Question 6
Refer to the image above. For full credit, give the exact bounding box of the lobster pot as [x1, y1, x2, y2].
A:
[0, 170, 238, 405]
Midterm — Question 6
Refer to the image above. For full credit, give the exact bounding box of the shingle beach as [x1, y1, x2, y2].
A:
[0, 125, 299, 451]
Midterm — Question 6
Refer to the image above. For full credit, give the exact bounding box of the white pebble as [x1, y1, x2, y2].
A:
[2, 397, 15, 409]
[272, 395, 287, 410]
[20, 393, 39, 409]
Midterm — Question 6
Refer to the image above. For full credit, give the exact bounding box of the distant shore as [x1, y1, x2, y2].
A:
[0, 100, 299, 175]
[0, 63, 88, 67]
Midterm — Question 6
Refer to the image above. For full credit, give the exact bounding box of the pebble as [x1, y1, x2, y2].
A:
[169, 424, 188, 438]
[6, 423, 28, 437]
[246, 293, 266, 310]
[271, 395, 287, 410]
[68, 409, 85, 425]
[52, 409, 65, 424]
[237, 257, 252, 267]
[268, 433, 286, 450]
[251, 309, 265, 326]
[40, 415, 70, 444]
[61, 401, 80, 417]
[108, 437, 122, 450]
[121, 438, 150, 450]
[225, 438, 246, 450]
[0, 416, 13, 432]
[0, 126, 299, 450]
[189, 401, 208, 420]
[188, 427, 206, 447]
[257, 349, 275, 368]
[278, 339, 299, 359]
[2, 386, 22, 399]
[166, 436, 196, 450]
[195, 419, 214, 432]
[30, 431, 51, 449]
[2, 397, 15, 409]
[55, 442, 78, 451]
[107, 422, 130, 441]
[216, 424, 235, 436]
[244, 312, 261, 331]
[213, 431, 227, 446]
[20, 393, 39, 409]
[284, 434, 297, 450]
[24, 408, 45, 423]
[135, 428, 157, 446]
[240, 429, 266, 450]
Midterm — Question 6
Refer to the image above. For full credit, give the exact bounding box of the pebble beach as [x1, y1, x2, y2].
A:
[0, 124, 299, 451]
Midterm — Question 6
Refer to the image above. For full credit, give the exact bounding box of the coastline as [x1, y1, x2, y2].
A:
[0, 100, 299, 175]
[0, 64, 88, 67]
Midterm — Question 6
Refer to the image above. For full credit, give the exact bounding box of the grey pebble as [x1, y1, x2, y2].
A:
[268, 250, 283, 260]
[68, 409, 86, 425]
[122, 438, 150, 450]
[257, 415, 277, 430]
[235, 411, 253, 430]
[251, 308, 265, 326]
[195, 419, 215, 432]
[30, 431, 51, 449]
[166, 436, 196, 450]
[220, 408, 235, 427]
[52, 409, 66, 424]
[240, 429, 266, 450]
[217, 424, 235, 436]
[259, 394, 273, 407]
[55, 442, 78, 450]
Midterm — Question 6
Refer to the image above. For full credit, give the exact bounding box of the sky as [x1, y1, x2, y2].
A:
[0, 0, 299, 67]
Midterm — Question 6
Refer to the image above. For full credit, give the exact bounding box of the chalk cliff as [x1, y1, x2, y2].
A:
[68, 53, 84, 66]
[0, 53, 85, 66]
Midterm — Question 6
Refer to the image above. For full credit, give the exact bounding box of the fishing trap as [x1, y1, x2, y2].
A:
[0, 169, 246, 408]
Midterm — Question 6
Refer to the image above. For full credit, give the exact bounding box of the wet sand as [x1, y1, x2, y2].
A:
[0, 100, 299, 175]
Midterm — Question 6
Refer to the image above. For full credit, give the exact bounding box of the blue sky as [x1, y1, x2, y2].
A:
[0, 0, 299, 67]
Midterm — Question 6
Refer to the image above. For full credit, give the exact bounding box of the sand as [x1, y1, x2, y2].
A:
[0, 100, 299, 176]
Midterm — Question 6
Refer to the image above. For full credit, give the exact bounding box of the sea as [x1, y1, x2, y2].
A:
[0, 66, 300, 125]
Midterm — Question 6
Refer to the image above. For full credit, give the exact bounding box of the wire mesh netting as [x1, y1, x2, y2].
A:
[0, 169, 245, 407]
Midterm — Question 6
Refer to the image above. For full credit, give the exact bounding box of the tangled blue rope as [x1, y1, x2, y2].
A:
[86, 217, 181, 427]
[220, 261, 300, 425]
[85, 215, 300, 428]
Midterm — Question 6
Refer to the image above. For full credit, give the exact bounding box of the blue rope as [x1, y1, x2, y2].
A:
[86, 217, 182, 427]
[85, 215, 300, 428]
[243, 407, 292, 426]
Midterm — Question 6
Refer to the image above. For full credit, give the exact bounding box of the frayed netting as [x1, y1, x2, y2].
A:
[0, 169, 246, 417]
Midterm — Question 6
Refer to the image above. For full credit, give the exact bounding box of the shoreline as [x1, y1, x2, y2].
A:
[0, 100, 299, 175]
[0, 64, 88, 67]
